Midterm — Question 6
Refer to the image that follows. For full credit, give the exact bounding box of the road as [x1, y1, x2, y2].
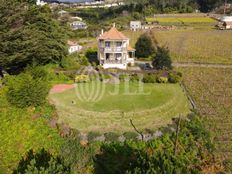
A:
[135, 60, 232, 69]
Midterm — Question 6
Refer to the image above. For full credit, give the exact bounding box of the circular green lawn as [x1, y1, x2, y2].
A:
[50, 82, 190, 133]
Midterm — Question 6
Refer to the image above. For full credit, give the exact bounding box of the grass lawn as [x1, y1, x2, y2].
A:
[49, 82, 190, 133]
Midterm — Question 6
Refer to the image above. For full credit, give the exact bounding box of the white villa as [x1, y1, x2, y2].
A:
[67, 40, 83, 54]
[36, 0, 47, 6]
[97, 25, 135, 69]
[130, 21, 142, 31]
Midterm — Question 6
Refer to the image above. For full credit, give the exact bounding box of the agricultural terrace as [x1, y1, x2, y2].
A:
[124, 30, 232, 64]
[49, 82, 190, 133]
[177, 67, 232, 165]
[146, 17, 216, 24]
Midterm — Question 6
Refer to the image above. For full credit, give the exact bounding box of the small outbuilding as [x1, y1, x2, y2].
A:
[130, 21, 142, 31]
[67, 40, 83, 54]
[223, 21, 232, 29]
[70, 21, 87, 30]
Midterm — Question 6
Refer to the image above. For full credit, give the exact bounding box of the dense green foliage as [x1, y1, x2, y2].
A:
[94, 116, 214, 174]
[60, 138, 97, 173]
[135, 33, 156, 58]
[4, 67, 50, 108]
[0, 87, 63, 173]
[13, 149, 70, 174]
[152, 46, 172, 70]
[0, 0, 67, 74]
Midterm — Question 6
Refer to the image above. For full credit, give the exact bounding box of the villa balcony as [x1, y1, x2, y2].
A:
[102, 59, 127, 64]
[100, 47, 127, 52]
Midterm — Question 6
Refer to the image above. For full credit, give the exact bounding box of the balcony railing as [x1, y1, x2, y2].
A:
[103, 59, 126, 64]
[100, 47, 126, 52]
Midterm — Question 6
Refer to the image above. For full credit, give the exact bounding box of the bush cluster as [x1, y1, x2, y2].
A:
[119, 74, 140, 82]
[142, 71, 182, 84]
[168, 72, 182, 83]
[5, 67, 50, 108]
[75, 75, 90, 83]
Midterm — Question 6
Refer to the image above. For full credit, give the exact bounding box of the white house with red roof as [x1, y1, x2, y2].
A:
[67, 40, 83, 54]
[97, 24, 135, 69]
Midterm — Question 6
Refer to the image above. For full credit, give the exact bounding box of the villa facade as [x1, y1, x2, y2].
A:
[97, 25, 135, 69]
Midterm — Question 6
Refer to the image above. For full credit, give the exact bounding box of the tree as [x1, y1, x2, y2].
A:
[13, 149, 70, 174]
[152, 46, 172, 70]
[0, 0, 67, 74]
[5, 67, 50, 108]
[135, 33, 156, 58]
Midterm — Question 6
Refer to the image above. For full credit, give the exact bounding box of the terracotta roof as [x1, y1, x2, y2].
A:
[127, 45, 135, 51]
[67, 40, 78, 46]
[224, 21, 232, 25]
[98, 27, 128, 40]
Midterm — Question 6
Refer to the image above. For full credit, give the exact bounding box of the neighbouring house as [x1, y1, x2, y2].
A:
[36, 0, 47, 6]
[220, 16, 232, 22]
[130, 21, 142, 31]
[67, 40, 83, 54]
[219, 16, 232, 30]
[58, 10, 68, 16]
[71, 16, 83, 21]
[223, 21, 232, 29]
[97, 24, 135, 70]
[70, 21, 87, 30]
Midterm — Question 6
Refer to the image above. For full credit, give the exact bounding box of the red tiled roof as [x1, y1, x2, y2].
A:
[98, 27, 128, 40]
[67, 40, 78, 46]
[225, 21, 232, 26]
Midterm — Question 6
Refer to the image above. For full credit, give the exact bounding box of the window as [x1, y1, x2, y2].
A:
[116, 42, 122, 47]
[116, 53, 122, 59]
[106, 53, 110, 59]
[105, 41, 110, 48]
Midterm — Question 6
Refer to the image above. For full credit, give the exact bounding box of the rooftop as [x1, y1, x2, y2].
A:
[98, 26, 128, 40]
[67, 40, 79, 46]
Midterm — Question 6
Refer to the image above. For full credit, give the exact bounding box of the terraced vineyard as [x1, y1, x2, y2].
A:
[178, 67, 232, 171]
[124, 30, 232, 64]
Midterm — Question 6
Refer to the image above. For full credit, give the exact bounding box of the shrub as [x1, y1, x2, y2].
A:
[100, 73, 111, 81]
[85, 48, 99, 65]
[152, 46, 172, 70]
[130, 74, 140, 82]
[156, 76, 168, 83]
[75, 75, 90, 83]
[25, 65, 49, 81]
[60, 56, 81, 70]
[88, 132, 102, 142]
[123, 132, 138, 140]
[48, 71, 71, 83]
[168, 72, 181, 83]
[104, 132, 120, 141]
[142, 74, 156, 83]
[5, 73, 50, 108]
[119, 74, 127, 82]
[14, 149, 70, 174]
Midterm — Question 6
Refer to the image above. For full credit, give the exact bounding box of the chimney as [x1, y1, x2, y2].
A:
[113, 23, 116, 27]
[101, 29, 104, 35]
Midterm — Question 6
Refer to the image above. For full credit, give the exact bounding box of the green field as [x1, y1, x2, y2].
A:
[146, 17, 216, 23]
[124, 30, 232, 64]
[49, 82, 190, 133]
